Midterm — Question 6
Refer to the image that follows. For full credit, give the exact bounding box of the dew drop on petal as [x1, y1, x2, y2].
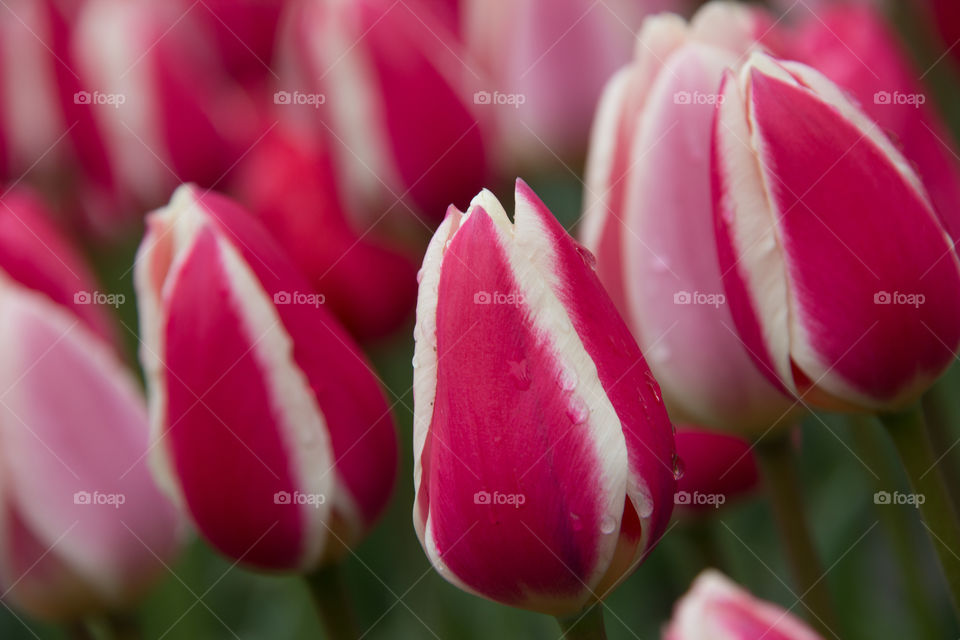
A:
[575, 243, 597, 270]
[600, 515, 617, 535]
[570, 513, 583, 531]
[634, 482, 655, 519]
[566, 398, 589, 425]
[557, 367, 578, 392]
[644, 370, 662, 403]
[416, 267, 425, 284]
[672, 454, 685, 481]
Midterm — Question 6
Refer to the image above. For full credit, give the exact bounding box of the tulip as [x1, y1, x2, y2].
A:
[665, 570, 824, 640]
[461, 0, 684, 166]
[134, 185, 398, 572]
[231, 128, 418, 341]
[71, 0, 256, 223]
[714, 51, 960, 413]
[413, 179, 676, 625]
[278, 0, 490, 224]
[715, 51, 960, 618]
[0, 193, 181, 622]
[674, 428, 758, 513]
[582, 4, 797, 435]
[781, 3, 960, 245]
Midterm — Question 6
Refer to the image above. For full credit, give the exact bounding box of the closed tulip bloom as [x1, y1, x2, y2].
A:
[714, 52, 960, 412]
[135, 185, 397, 571]
[582, 4, 796, 434]
[413, 179, 676, 615]
[665, 570, 824, 640]
[674, 427, 758, 512]
[0, 199, 181, 620]
[279, 0, 490, 224]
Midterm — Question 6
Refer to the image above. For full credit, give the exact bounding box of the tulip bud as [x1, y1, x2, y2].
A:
[0, 274, 180, 621]
[782, 3, 960, 245]
[582, 4, 796, 434]
[413, 179, 676, 615]
[231, 128, 418, 341]
[714, 52, 960, 412]
[665, 570, 824, 640]
[674, 427, 758, 513]
[135, 185, 398, 571]
[278, 0, 490, 223]
[71, 0, 255, 219]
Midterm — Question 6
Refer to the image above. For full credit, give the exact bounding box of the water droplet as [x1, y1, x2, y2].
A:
[575, 243, 597, 270]
[600, 515, 617, 534]
[507, 359, 531, 391]
[570, 513, 583, 531]
[634, 483, 654, 518]
[566, 398, 589, 424]
[556, 367, 578, 392]
[644, 370, 662, 403]
[672, 454, 685, 481]
[416, 268, 425, 284]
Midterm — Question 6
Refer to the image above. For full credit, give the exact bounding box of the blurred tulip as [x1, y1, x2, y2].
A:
[135, 185, 397, 571]
[0, 201, 181, 619]
[462, 0, 684, 165]
[714, 52, 960, 413]
[0, 188, 117, 346]
[665, 570, 824, 640]
[413, 179, 676, 615]
[674, 428, 759, 512]
[926, 0, 960, 69]
[232, 128, 418, 341]
[582, 4, 796, 435]
[278, 0, 490, 224]
[71, 0, 256, 224]
[781, 3, 960, 244]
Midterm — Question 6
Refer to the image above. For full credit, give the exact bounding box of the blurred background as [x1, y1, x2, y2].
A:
[1, 0, 960, 637]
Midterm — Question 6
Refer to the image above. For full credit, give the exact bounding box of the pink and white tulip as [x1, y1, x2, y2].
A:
[135, 185, 398, 571]
[0, 192, 181, 620]
[714, 52, 960, 412]
[665, 570, 824, 640]
[413, 179, 676, 615]
[582, 4, 797, 434]
[278, 0, 490, 224]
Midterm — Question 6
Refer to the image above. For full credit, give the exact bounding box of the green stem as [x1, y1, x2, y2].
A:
[306, 563, 360, 640]
[555, 603, 607, 640]
[881, 404, 960, 618]
[921, 376, 960, 516]
[755, 432, 839, 638]
[688, 517, 723, 572]
[848, 415, 943, 639]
